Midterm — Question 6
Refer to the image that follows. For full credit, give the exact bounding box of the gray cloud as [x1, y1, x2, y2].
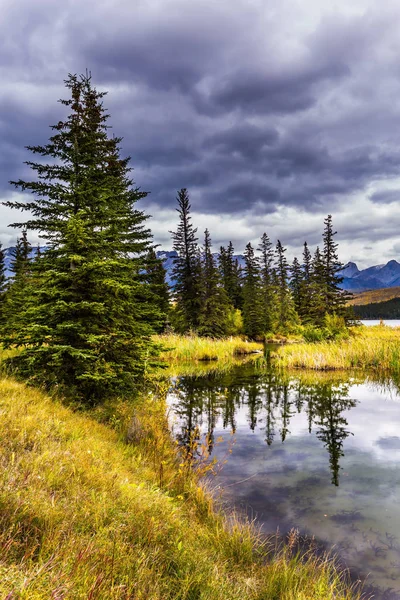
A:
[2, 0, 400, 263]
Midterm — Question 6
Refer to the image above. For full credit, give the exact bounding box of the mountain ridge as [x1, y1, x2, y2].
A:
[3, 246, 400, 293]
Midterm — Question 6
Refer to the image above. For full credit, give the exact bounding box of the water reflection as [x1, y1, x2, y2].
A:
[171, 366, 357, 486]
[168, 364, 400, 599]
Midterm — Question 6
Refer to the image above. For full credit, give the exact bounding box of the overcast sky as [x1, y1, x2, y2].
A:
[2, 0, 400, 266]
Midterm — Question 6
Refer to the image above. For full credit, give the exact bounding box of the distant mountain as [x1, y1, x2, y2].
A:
[3, 245, 400, 294]
[338, 260, 400, 292]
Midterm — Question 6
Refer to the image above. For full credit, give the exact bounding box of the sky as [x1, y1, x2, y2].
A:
[2, 0, 400, 267]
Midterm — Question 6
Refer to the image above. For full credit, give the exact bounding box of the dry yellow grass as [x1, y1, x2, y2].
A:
[275, 325, 400, 372]
[347, 286, 400, 306]
[156, 333, 263, 362]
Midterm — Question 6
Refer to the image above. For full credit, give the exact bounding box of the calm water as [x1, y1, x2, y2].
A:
[168, 363, 400, 599]
[361, 319, 400, 327]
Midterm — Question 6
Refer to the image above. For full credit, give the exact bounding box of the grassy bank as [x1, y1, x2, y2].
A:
[275, 325, 400, 372]
[0, 376, 360, 599]
[156, 333, 263, 362]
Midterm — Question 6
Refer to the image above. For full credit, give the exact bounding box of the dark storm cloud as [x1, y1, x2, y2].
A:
[2, 0, 400, 260]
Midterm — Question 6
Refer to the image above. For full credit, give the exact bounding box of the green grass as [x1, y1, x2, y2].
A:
[0, 376, 361, 599]
[275, 324, 400, 373]
[156, 333, 264, 362]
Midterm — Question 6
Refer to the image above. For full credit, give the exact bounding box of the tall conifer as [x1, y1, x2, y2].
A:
[275, 240, 298, 331]
[198, 229, 230, 337]
[258, 232, 276, 332]
[242, 243, 264, 338]
[170, 188, 202, 332]
[322, 215, 347, 316]
[3, 73, 160, 402]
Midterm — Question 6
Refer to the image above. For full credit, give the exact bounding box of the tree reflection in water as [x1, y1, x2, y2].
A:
[170, 363, 357, 486]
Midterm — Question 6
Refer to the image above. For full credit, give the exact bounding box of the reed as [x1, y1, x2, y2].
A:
[156, 333, 263, 362]
[0, 376, 360, 599]
[276, 324, 400, 373]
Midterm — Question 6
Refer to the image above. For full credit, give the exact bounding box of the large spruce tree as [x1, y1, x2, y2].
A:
[170, 188, 202, 332]
[145, 248, 170, 333]
[0, 244, 6, 327]
[198, 229, 230, 337]
[3, 73, 161, 402]
[275, 240, 298, 331]
[322, 215, 347, 316]
[219, 241, 243, 309]
[258, 232, 276, 332]
[242, 243, 264, 339]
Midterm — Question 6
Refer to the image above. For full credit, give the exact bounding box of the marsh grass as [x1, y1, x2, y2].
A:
[275, 325, 400, 373]
[156, 333, 263, 363]
[0, 376, 361, 599]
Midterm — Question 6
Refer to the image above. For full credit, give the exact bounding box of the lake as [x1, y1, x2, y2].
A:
[168, 362, 400, 599]
[361, 319, 400, 327]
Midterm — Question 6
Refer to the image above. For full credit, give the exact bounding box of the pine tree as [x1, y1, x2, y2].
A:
[145, 248, 170, 332]
[0, 244, 7, 328]
[219, 241, 243, 309]
[3, 72, 160, 403]
[297, 242, 313, 323]
[322, 215, 348, 316]
[242, 243, 264, 339]
[258, 232, 276, 332]
[198, 229, 230, 337]
[170, 188, 202, 333]
[289, 256, 303, 313]
[309, 246, 326, 326]
[275, 240, 298, 332]
[2, 231, 32, 337]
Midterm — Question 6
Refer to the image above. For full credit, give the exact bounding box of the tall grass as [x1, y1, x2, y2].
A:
[156, 333, 263, 362]
[0, 376, 361, 599]
[276, 325, 400, 373]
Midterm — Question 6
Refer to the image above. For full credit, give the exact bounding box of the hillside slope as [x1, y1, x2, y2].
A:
[347, 286, 400, 306]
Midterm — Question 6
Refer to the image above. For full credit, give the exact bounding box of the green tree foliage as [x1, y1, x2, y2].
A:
[0, 243, 7, 327]
[145, 248, 170, 332]
[170, 188, 202, 333]
[289, 256, 303, 314]
[242, 243, 264, 339]
[275, 240, 298, 332]
[2, 231, 32, 336]
[3, 73, 161, 403]
[198, 229, 231, 337]
[258, 232, 276, 332]
[309, 246, 326, 326]
[297, 242, 313, 323]
[322, 215, 348, 317]
[219, 241, 243, 309]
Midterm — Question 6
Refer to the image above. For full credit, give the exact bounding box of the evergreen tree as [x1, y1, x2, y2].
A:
[242, 243, 264, 338]
[258, 232, 276, 332]
[275, 240, 298, 331]
[289, 256, 303, 314]
[170, 188, 202, 333]
[2, 231, 32, 337]
[10, 230, 31, 277]
[0, 244, 7, 327]
[309, 246, 326, 326]
[145, 248, 170, 332]
[3, 73, 160, 403]
[322, 215, 348, 316]
[219, 241, 243, 309]
[297, 242, 313, 323]
[198, 229, 230, 337]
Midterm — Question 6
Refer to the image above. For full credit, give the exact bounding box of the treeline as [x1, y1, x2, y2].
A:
[169, 189, 350, 339]
[0, 72, 350, 404]
[353, 298, 400, 319]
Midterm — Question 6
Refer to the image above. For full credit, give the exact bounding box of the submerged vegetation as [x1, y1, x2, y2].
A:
[276, 324, 400, 373]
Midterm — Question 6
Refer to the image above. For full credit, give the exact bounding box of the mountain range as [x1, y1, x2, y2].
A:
[4, 246, 400, 293]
